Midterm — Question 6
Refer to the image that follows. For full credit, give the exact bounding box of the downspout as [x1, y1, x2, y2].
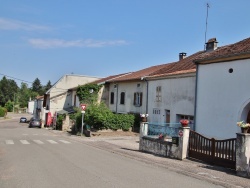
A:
[194, 63, 199, 131]
[145, 79, 149, 114]
[115, 83, 119, 113]
[141, 77, 149, 114]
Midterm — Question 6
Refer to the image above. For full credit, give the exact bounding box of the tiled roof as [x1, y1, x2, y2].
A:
[91, 73, 131, 84]
[194, 37, 250, 64]
[110, 51, 203, 81]
[148, 51, 202, 78]
[108, 63, 171, 82]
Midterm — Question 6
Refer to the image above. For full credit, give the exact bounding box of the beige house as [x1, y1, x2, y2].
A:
[43, 74, 100, 126]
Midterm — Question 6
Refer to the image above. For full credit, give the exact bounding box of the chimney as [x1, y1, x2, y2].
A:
[179, 52, 187, 60]
[206, 38, 218, 51]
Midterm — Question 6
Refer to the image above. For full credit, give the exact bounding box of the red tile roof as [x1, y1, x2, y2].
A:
[194, 37, 250, 64]
[91, 73, 131, 84]
[109, 63, 172, 82]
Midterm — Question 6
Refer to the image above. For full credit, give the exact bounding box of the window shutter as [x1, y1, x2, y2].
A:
[133, 93, 136, 105]
[140, 92, 143, 106]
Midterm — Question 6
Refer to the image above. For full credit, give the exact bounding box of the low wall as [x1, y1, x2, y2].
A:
[139, 136, 179, 159]
[139, 122, 190, 160]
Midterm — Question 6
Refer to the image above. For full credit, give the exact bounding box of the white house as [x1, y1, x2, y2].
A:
[144, 52, 201, 127]
[194, 37, 250, 139]
[105, 64, 168, 115]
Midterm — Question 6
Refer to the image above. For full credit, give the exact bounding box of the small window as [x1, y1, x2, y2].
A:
[120, 92, 125, 105]
[156, 86, 162, 102]
[133, 92, 143, 106]
[110, 92, 114, 104]
[137, 83, 141, 88]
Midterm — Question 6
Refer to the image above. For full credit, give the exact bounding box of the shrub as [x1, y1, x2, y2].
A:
[0, 107, 7, 117]
[84, 102, 135, 131]
[4, 100, 13, 112]
[56, 114, 66, 130]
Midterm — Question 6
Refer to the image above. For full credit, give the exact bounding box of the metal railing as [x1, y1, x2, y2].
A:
[147, 123, 181, 137]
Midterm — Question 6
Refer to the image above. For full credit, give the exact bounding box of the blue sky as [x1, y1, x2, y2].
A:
[1, 0, 250, 87]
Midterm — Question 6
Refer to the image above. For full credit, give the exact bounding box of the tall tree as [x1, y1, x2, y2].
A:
[43, 80, 52, 93]
[0, 76, 19, 106]
[32, 78, 43, 95]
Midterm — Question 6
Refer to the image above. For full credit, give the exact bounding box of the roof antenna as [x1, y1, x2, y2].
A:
[204, 3, 210, 51]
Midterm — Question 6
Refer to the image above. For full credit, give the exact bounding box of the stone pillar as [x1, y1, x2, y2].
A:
[236, 133, 250, 178]
[140, 122, 148, 138]
[177, 127, 190, 160]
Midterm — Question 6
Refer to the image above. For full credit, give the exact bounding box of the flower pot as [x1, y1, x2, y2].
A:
[141, 117, 147, 122]
[180, 119, 189, 127]
[241, 127, 249, 133]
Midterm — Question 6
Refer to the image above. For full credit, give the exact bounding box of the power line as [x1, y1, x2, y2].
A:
[0, 73, 33, 84]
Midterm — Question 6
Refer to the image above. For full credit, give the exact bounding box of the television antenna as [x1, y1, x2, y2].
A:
[204, 2, 210, 50]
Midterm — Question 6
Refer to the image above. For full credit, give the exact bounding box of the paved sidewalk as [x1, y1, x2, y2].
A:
[50, 130, 250, 188]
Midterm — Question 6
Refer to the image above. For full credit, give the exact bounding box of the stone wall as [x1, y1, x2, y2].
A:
[139, 136, 179, 158]
[236, 133, 250, 178]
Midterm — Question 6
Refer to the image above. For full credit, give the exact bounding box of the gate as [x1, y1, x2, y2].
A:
[189, 130, 236, 169]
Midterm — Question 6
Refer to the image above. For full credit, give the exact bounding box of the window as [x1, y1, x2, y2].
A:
[120, 92, 125, 105]
[156, 86, 162, 102]
[133, 92, 143, 106]
[110, 92, 114, 104]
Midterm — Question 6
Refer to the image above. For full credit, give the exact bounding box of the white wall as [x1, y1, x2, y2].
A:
[196, 59, 250, 139]
[28, 101, 34, 114]
[109, 82, 147, 114]
[49, 75, 99, 115]
[147, 75, 196, 124]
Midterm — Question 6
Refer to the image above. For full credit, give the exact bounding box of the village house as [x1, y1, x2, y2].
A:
[144, 52, 201, 127]
[105, 64, 169, 115]
[43, 74, 100, 126]
[194, 37, 250, 139]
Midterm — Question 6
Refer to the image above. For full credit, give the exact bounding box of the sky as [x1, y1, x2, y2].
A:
[1, 0, 250, 87]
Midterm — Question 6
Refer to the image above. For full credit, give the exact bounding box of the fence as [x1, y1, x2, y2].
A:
[147, 123, 181, 137]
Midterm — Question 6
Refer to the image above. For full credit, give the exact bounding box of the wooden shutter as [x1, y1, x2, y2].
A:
[140, 92, 143, 106]
[133, 93, 136, 105]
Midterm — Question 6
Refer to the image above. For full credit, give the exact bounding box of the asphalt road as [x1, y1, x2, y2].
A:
[0, 114, 224, 188]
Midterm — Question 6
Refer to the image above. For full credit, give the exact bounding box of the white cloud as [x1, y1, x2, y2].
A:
[0, 17, 50, 31]
[28, 38, 129, 49]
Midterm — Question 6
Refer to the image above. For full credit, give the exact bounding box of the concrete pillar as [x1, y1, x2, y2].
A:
[140, 122, 148, 138]
[177, 127, 190, 160]
[236, 133, 250, 178]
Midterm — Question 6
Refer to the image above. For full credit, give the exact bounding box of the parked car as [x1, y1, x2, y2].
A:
[29, 118, 42, 128]
[20, 117, 27, 123]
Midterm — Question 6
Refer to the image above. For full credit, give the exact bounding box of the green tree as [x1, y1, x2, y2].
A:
[43, 80, 52, 93]
[32, 78, 43, 95]
[0, 76, 19, 106]
[18, 82, 38, 108]
[4, 100, 13, 112]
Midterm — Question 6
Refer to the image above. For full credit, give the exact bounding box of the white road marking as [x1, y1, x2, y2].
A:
[33, 140, 44, 144]
[59, 140, 71, 144]
[47, 140, 58, 144]
[20, 140, 30, 144]
[6, 140, 14, 145]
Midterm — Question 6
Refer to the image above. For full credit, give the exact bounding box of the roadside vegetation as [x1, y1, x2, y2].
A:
[0, 76, 52, 112]
[67, 83, 135, 134]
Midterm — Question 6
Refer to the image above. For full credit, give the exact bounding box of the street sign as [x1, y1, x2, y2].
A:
[80, 104, 87, 111]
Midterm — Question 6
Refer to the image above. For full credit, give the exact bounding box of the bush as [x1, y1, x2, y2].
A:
[4, 100, 13, 112]
[56, 114, 66, 130]
[84, 102, 135, 131]
[0, 107, 7, 117]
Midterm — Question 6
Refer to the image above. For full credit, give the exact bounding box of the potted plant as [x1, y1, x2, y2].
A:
[180, 119, 189, 127]
[140, 113, 149, 122]
[237, 121, 250, 133]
